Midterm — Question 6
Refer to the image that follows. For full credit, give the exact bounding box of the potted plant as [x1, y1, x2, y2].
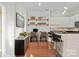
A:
[18, 32, 28, 38]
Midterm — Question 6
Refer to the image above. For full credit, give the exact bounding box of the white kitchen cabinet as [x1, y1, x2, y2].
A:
[55, 33, 79, 57]
[56, 41, 63, 56]
[50, 17, 74, 28]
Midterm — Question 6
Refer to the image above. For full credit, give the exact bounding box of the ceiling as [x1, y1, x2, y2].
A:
[16, 2, 79, 17]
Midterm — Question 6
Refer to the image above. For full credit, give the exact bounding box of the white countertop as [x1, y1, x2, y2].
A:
[16, 36, 29, 40]
[54, 31, 79, 35]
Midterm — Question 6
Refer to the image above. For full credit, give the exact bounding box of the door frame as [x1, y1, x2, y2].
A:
[0, 3, 7, 57]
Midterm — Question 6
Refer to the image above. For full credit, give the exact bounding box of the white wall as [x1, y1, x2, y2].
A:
[28, 11, 50, 32]
[15, 4, 27, 39]
[0, 7, 2, 56]
[28, 11, 49, 18]
[3, 3, 16, 57]
[50, 17, 74, 27]
[71, 14, 79, 27]
[28, 12, 76, 32]
[1, 2, 27, 56]
[50, 13, 79, 30]
[50, 17, 74, 30]
[1, 3, 7, 57]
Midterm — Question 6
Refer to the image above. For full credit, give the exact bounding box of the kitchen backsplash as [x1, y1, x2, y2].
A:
[50, 27, 79, 32]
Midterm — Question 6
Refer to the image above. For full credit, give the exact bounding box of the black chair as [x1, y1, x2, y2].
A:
[53, 34, 61, 42]
[48, 31, 61, 42]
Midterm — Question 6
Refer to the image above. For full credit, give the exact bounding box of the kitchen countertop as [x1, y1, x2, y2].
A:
[16, 35, 29, 40]
[54, 31, 79, 34]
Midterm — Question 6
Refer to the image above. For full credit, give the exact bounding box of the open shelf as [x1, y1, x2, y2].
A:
[27, 16, 49, 32]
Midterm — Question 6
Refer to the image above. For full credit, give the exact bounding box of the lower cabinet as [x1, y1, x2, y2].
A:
[15, 37, 29, 56]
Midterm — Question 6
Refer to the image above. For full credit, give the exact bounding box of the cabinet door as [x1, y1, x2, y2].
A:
[62, 34, 79, 57]
[15, 40, 24, 56]
[56, 42, 63, 56]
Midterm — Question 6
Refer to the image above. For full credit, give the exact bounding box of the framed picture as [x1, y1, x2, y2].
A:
[16, 12, 24, 28]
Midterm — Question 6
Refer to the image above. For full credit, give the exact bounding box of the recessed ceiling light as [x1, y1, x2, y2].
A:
[38, 2, 41, 6]
[62, 10, 66, 15]
[64, 7, 68, 10]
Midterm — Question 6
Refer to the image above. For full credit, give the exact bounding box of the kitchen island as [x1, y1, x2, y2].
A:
[54, 31, 79, 57]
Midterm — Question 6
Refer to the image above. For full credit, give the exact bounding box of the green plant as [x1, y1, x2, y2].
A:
[19, 32, 28, 37]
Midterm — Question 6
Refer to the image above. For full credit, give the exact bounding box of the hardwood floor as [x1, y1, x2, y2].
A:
[25, 42, 57, 57]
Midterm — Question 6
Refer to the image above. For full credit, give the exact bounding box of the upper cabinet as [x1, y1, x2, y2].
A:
[50, 17, 74, 28]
